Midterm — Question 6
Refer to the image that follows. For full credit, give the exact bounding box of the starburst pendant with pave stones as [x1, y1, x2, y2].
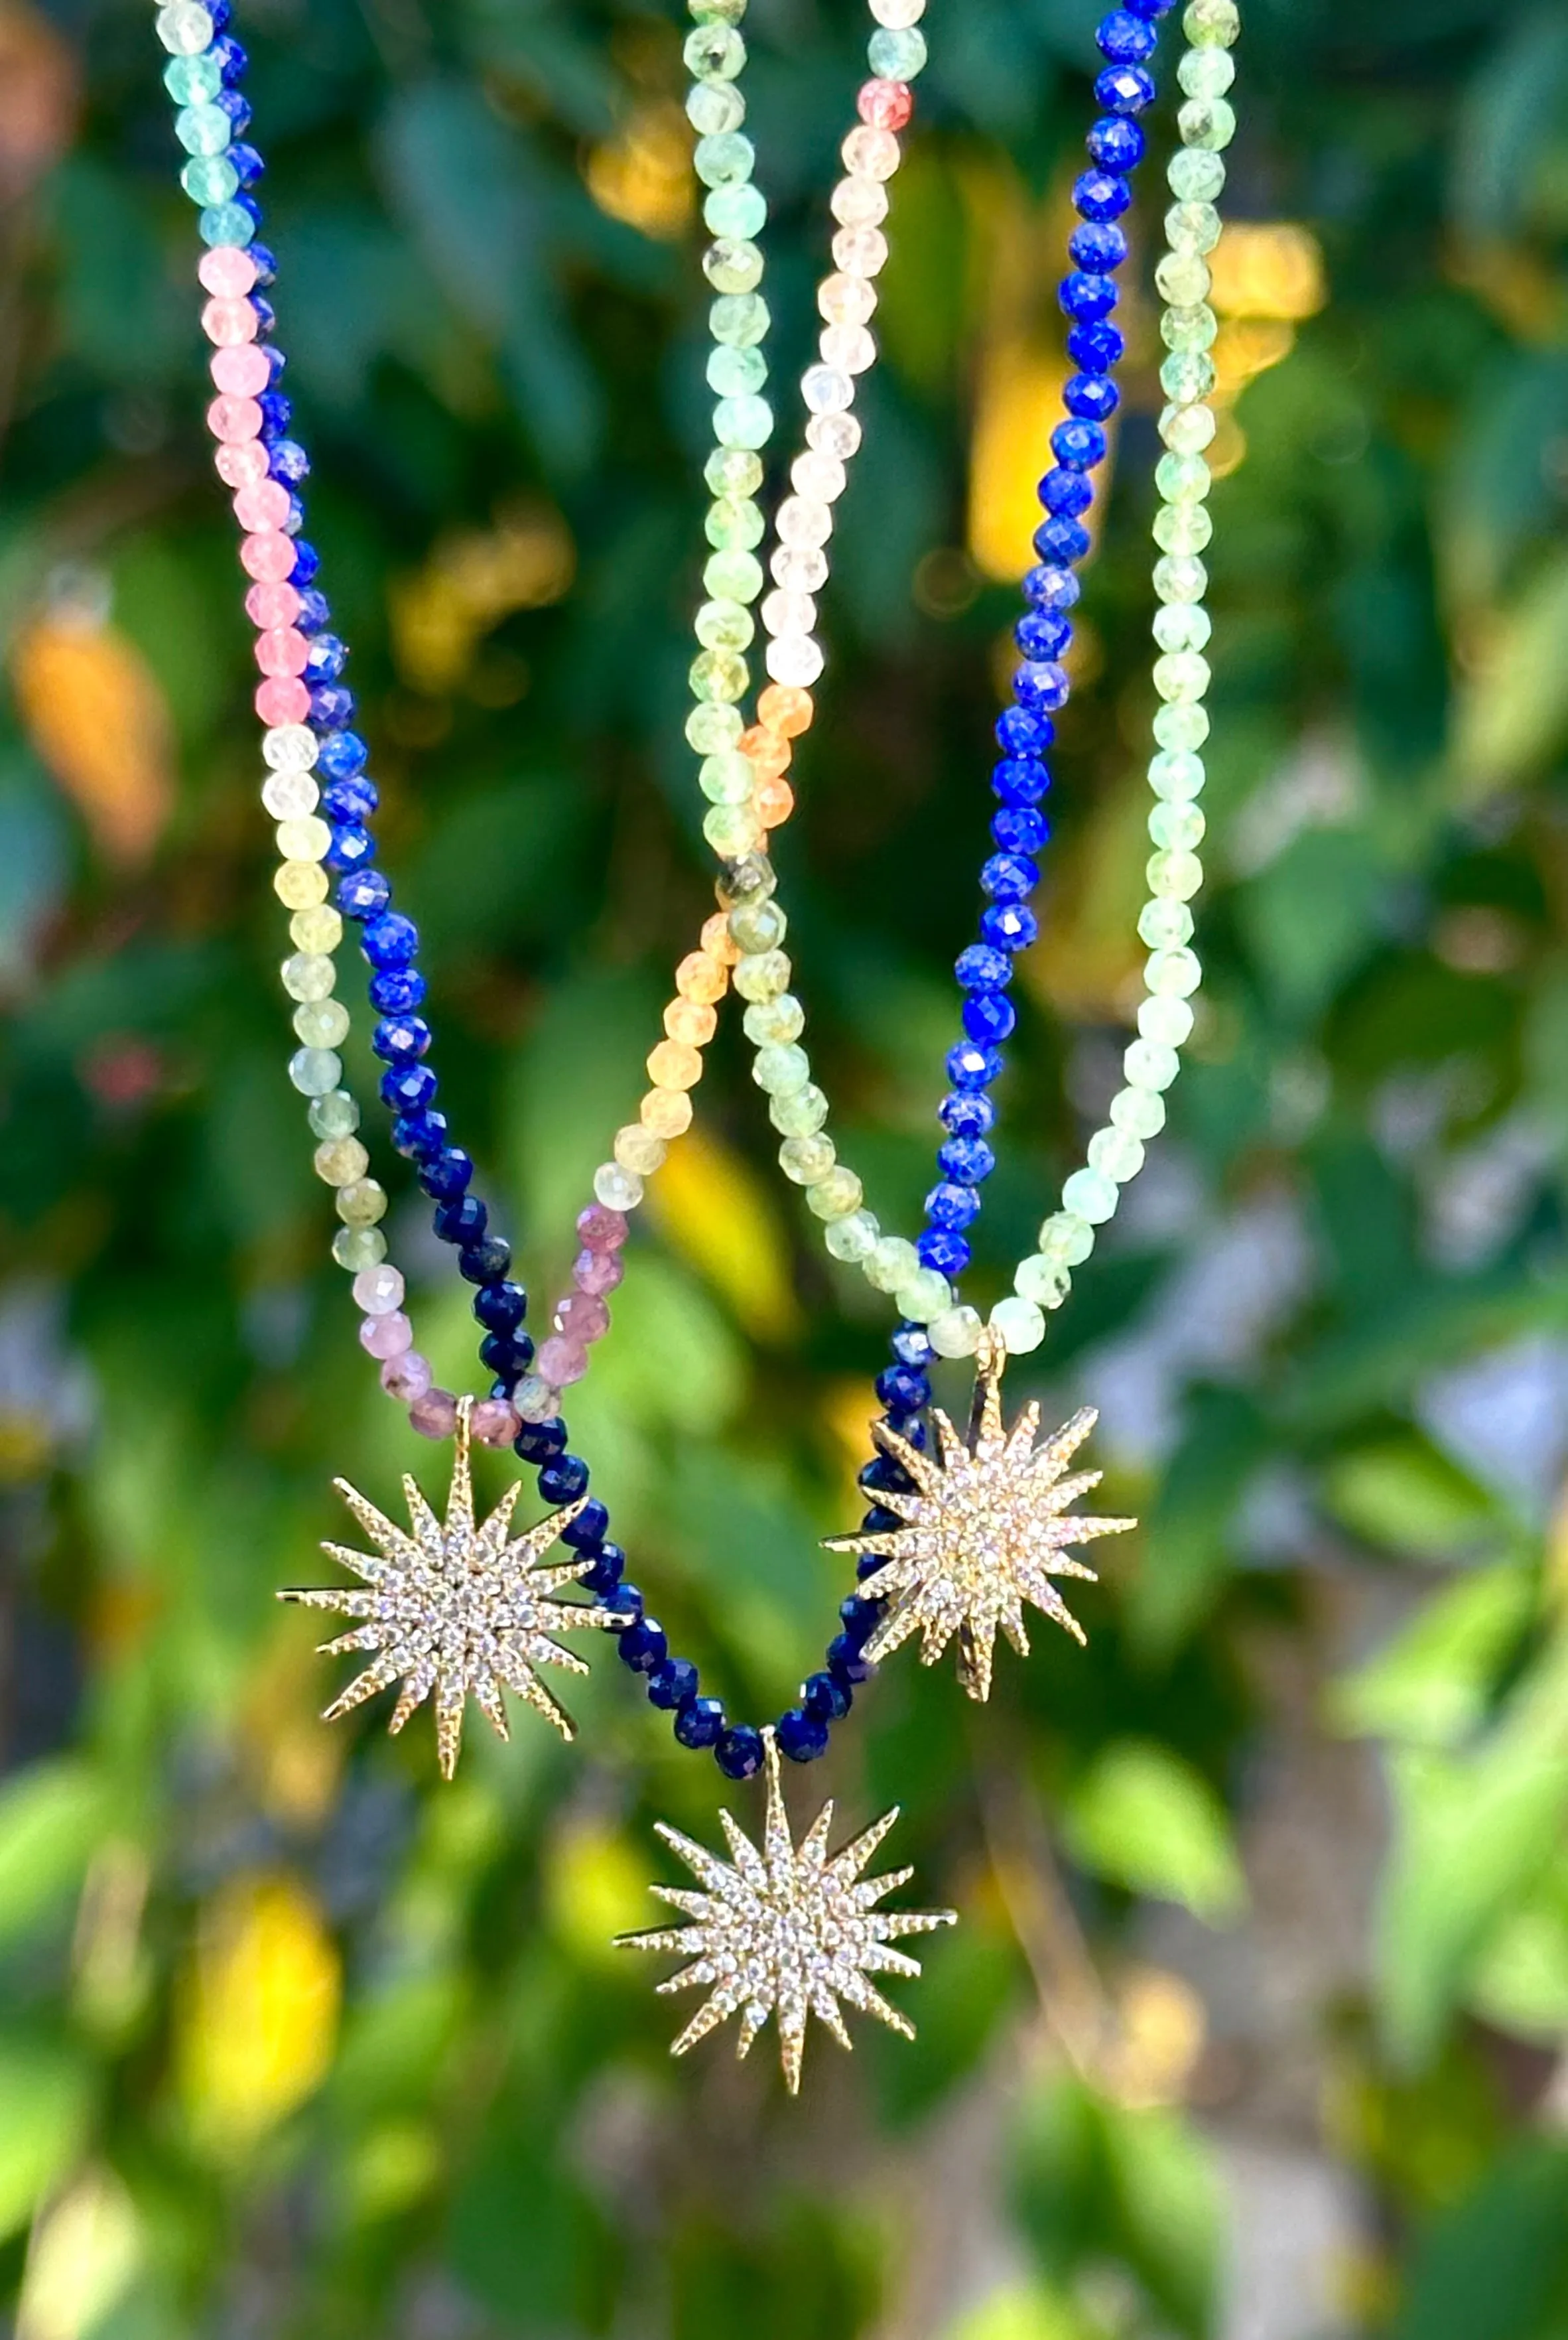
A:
[824, 1332, 1136, 1702]
[280, 1397, 622, 1778]
[617, 1728, 956, 2093]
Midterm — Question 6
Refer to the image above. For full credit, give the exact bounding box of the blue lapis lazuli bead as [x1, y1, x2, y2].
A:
[515, 1415, 567, 1462]
[1016, 612, 1072, 663]
[1073, 168, 1130, 221]
[394, 1109, 448, 1162]
[981, 851, 1039, 902]
[381, 1064, 437, 1115]
[919, 1227, 970, 1278]
[373, 1014, 431, 1063]
[560, 1497, 609, 1551]
[1039, 467, 1092, 517]
[1096, 8, 1157, 60]
[962, 989, 1016, 1046]
[939, 1135, 995, 1184]
[876, 1363, 930, 1413]
[803, 1669, 852, 1722]
[647, 1657, 699, 1712]
[891, 1321, 937, 1368]
[826, 1633, 876, 1688]
[459, 1235, 511, 1283]
[1086, 113, 1143, 170]
[981, 902, 1039, 953]
[1095, 62, 1155, 112]
[473, 1282, 527, 1334]
[1054, 419, 1108, 469]
[716, 1725, 765, 1780]
[778, 1708, 829, 1763]
[368, 969, 425, 1015]
[1034, 515, 1092, 564]
[994, 806, 1049, 857]
[539, 1454, 590, 1504]
[947, 1039, 1004, 1090]
[675, 1698, 725, 1750]
[956, 943, 1012, 990]
[1023, 561, 1080, 613]
[1065, 370, 1119, 423]
[1060, 271, 1118, 324]
[578, 1543, 625, 1596]
[618, 1617, 669, 1675]
[993, 757, 1049, 807]
[926, 1179, 982, 1231]
[1069, 222, 1128, 273]
[363, 911, 419, 966]
[317, 729, 367, 779]
[939, 1090, 996, 1137]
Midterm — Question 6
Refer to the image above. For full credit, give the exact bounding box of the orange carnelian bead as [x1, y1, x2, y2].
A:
[675, 949, 728, 1003]
[757, 683, 813, 738]
[647, 1038, 702, 1090]
[756, 776, 795, 828]
[641, 1085, 693, 1139]
[665, 997, 718, 1047]
[738, 724, 791, 779]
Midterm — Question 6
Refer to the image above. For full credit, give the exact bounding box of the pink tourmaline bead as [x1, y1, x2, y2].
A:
[218, 441, 270, 490]
[202, 295, 257, 347]
[471, 1399, 521, 1448]
[198, 244, 257, 297]
[381, 1350, 432, 1401]
[255, 626, 309, 677]
[858, 76, 913, 131]
[211, 344, 270, 397]
[241, 531, 296, 583]
[410, 1388, 459, 1440]
[572, 1246, 623, 1298]
[234, 479, 292, 533]
[208, 393, 261, 443]
[245, 581, 300, 629]
[576, 1204, 628, 1252]
[535, 1336, 589, 1388]
[554, 1291, 610, 1343]
[257, 677, 310, 726]
[353, 1263, 405, 1315]
[359, 1310, 413, 1361]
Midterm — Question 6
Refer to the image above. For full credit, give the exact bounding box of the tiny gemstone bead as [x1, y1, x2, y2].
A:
[332, 1226, 387, 1273]
[614, 1125, 667, 1178]
[807, 1166, 864, 1221]
[359, 1310, 413, 1361]
[824, 1208, 880, 1263]
[471, 1399, 522, 1447]
[928, 1305, 983, 1359]
[715, 1725, 765, 1780]
[675, 1698, 726, 1750]
[336, 1178, 389, 1227]
[314, 1137, 368, 1186]
[991, 1296, 1047, 1354]
[593, 1162, 643, 1212]
[535, 1336, 588, 1388]
[381, 1351, 433, 1401]
[409, 1389, 459, 1440]
[353, 1264, 405, 1316]
[1015, 1255, 1073, 1308]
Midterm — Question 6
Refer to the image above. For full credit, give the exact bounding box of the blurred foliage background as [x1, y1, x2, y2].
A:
[5, 0, 1568, 2333]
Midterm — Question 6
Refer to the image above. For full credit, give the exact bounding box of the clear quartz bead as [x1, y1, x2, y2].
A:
[806, 409, 862, 460]
[263, 724, 318, 772]
[767, 636, 824, 687]
[791, 452, 846, 504]
[829, 175, 888, 230]
[262, 770, 318, 819]
[761, 588, 817, 640]
[594, 1161, 644, 1211]
[820, 322, 875, 374]
[1140, 994, 1195, 1046]
[819, 272, 876, 326]
[282, 951, 335, 1002]
[771, 545, 828, 592]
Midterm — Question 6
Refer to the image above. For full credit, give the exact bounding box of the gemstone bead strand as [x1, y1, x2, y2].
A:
[1000, 0, 1236, 1336]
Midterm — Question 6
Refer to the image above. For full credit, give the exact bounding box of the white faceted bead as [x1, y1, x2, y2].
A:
[820, 322, 876, 374]
[594, 1160, 643, 1211]
[824, 1208, 880, 1263]
[869, 0, 925, 23]
[801, 363, 856, 413]
[1138, 994, 1195, 1046]
[1152, 600, 1211, 654]
[829, 175, 889, 230]
[157, 3, 215, 54]
[275, 815, 331, 862]
[830, 227, 888, 280]
[761, 589, 817, 640]
[777, 494, 833, 547]
[261, 770, 318, 819]
[1088, 1125, 1145, 1184]
[771, 545, 829, 592]
[1147, 847, 1204, 900]
[818, 271, 878, 327]
[791, 451, 847, 504]
[1125, 1038, 1181, 1092]
[352, 1264, 405, 1316]
[991, 1296, 1046, 1354]
[765, 634, 825, 687]
[263, 724, 319, 772]
[929, 1305, 983, 1360]
[807, 409, 862, 460]
[1145, 945, 1202, 997]
[1149, 800, 1207, 851]
[842, 127, 901, 181]
[1138, 897, 1194, 949]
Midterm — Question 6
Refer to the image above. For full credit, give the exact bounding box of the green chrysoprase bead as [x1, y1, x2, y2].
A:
[699, 750, 755, 805]
[686, 701, 744, 753]
[1179, 96, 1236, 151]
[1037, 1211, 1095, 1266]
[753, 1043, 812, 1097]
[1152, 502, 1213, 555]
[694, 131, 755, 189]
[164, 52, 223, 100]
[182, 157, 237, 206]
[1112, 1085, 1168, 1141]
[868, 25, 926, 77]
[729, 896, 786, 952]
[1159, 402, 1215, 455]
[705, 497, 765, 552]
[769, 1080, 828, 1135]
[703, 238, 763, 293]
[1160, 349, 1216, 403]
[702, 802, 761, 858]
[1149, 799, 1206, 850]
[1160, 303, 1217, 354]
[332, 1225, 387, 1273]
[703, 549, 763, 604]
[713, 393, 773, 449]
[684, 25, 745, 80]
[1184, 0, 1240, 44]
[688, 82, 745, 137]
[695, 598, 753, 653]
[1153, 554, 1207, 604]
[710, 291, 769, 346]
[1180, 44, 1234, 97]
[779, 1133, 834, 1183]
[824, 1208, 879, 1263]
[865, 1236, 918, 1294]
[704, 447, 763, 498]
[689, 648, 749, 702]
[1154, 251, 1210, 307]
[1153, 701, 1210, 752]
[309, 1089, 359, 1140]
[1168, 147, 1226, 203]
[704, 183, 767, 239]
[1165, 200, 1222, 255]
[1155, 450, 1211, 504]
[707, 344, 767, 397]
[742, 995, 804, 1046]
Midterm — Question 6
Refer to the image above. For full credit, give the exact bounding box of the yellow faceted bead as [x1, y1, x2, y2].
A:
[289, 904, 343, 953]
[641, 1086, 693, 1139]
[703, 801, 763, 859]
[676, 951, 729, 1004]
[274, 859, 329, 909]
[614, 1123, 668, 1177]
[314, 1136, 369, 1186]
[275, 815, 332, 862]
[281, 951, 336, 1003]
[648, 1039, 702, 1091]
[665, 998, 718, 1047]
[335, 1178, 389, 1227]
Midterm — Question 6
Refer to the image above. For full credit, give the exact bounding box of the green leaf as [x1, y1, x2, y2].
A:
[1328, 1561, 1535, 1748]
[0, 1759, 112, 1951]
[0, 2039, 94, 2240]
[1450, 550, 1568, 797]
[1129, 1385, 1268, 1657]
[1323, 1438, 1502, 1560]
[1061, 1742, 1246, 1924]
[1392, 2146, 1568, 2340]
[1234, 827, 1386, 1018]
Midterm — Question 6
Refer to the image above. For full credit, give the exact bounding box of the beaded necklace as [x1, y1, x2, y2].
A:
[155, 0, 1240, 2089]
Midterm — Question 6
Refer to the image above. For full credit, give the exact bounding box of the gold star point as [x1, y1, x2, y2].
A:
[825, 1334, 1136, 1702]
[617, 1730, 955, 2093]
[281, 1396, 621, 1778]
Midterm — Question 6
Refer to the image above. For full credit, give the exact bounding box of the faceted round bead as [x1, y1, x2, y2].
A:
[1139, 898, 1195, 949]
[314, 1136, 368, 1186]
[732, 948, 791, 1003]
[778, 1707, 830, 1763]
[535, 1336, 588, 1389]
[807, 1167, 864, 1221]
[308, 1090, 358, 1140]
[743, 995, 803, 1046]
[771, 1083, 828, 1140]
[472, 1399, 522, 1448]
[779, 1134, 834, 1185]
[1015, 1255, 1072, 1310]
[675, 1698, 726, 1751]
[1112, 1085, 1167, 1142]
[648, 1039, 702, 1091]
[866, 1237, 919, 1294]
[867, 25, 925, 79]
[359, 1310, 413, 1361]
[1062, 1168, 1118, 1225]
[715, 1725, 765, 1780]
[928, 1305, 982, 1360]
[869, 0, 925, 23]
[1088, 1125, 1145, 1185]
[381, 1351, 432, 1402]
[675, 951, 728, 1005]
[288, 1046, 341, 1097]
[157, 3, 216, 54]
[991, 1296, 1046, 1355]
[665, 998, 718, 1048]
[1125, 1038, 1181, 1091]
[893, 1268, 950, 1324]
[614, 1124, 666, 1178]
[824, 1208, 880, 1264]
[336, 1179, 389, 1228]
[1039, 1211, 1095, 1267]
[1185, 0, 1240, 38]
[332, 1225, 387, 1273]
[753, 1043, 811, 1098]
[593, 1162, 643, 1212]
[513, 1375, 559, 1424]
[641, 1086, 693, 1140]
[409, 1390, 459, 1440]
[353, 1264, 405, 1316]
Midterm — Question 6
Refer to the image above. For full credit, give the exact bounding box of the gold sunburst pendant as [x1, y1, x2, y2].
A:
[618, 1728, 956, 2093]
[824, 1332, 1136, 1701]
[280, 1396, 622, 1777]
